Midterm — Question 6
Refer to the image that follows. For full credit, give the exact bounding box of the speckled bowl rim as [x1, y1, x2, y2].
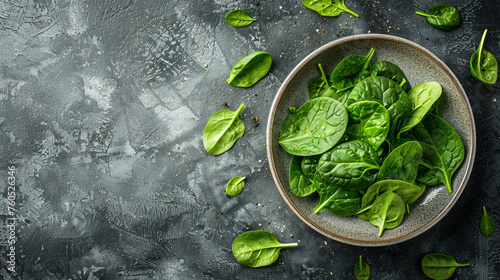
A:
[266, 34, 476, 247]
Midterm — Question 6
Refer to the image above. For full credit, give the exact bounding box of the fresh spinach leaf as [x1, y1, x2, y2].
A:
[331, 48, 375, 91]
[347, 101, 390, 150]
[357, 180, 424, 215]
[309, 64, 334, 99]
[412, 114, 464, 193]
[398, 82, 442, 137]
[415, 4, 461, 31]
[373, 61, 412, 92]
[480, 206, 495, 237]
[354, 255, 370, 280]
[203, 103, 245, 155]
[348, 76, 412, 124]
[227, 51, 272, 87]
[226, 176, 246, 197]
[368, 191, 406, 237]
[232, 230, 298, 267]
[421, 253, 469, 280]
[279, 97, 348, 156]
[313, 172, 362, 215]
[225, 9, 257, 28]
[317, 140, 381, 191]
[470, 29, 498, 84]
[290, 156, 316, 197]
[301, 155, 321, 180]
[301, 0, 359, 18]
[378, 141, 423, 183]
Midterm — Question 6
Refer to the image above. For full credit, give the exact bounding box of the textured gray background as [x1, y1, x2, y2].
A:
[0, 0, 498, 279]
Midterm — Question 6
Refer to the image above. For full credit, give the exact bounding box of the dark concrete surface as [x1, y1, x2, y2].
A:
[0, 0, 498, 279]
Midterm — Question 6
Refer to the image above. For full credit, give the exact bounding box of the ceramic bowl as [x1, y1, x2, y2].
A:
[266, 34, 476, 247]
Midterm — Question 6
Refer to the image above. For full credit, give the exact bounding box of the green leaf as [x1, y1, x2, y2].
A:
[290, 156, 316, 197]
[225, 9, 257, 28]
[415, 4, 461, 31]
[232, 230, 298, 268]
[470, 29, 498, 84]
[227, 51, 272, 87]
[347, 101, 390, 150]
[412, 114, 464, 193]
[331, 48, 375, 91]
[354, 255, 370, 280]
[226, 176, 246, 197]
[421, 253, 469, 280]
[313, 172, 362, 215]
[368, 192, 406, 237]
[301, 0, 359, 17]
[398, 82, 442, 137]
[317, 140, 381, 192]
[373, 61, 412, 92]
[203, 104, 245, 155]
[480, 206, 495, 237]
[279, 97, 348, 156]
[301, 155, 321, 180]
[378, 141, 423, 183]
[357, 180, 424, 215]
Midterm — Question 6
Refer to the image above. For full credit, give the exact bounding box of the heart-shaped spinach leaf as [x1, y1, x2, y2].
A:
[331, 48, 375, 91]
[415, 4, 461, 31]
[312, 172, 362, 215]
[227, 51, 272, 87]
[226, 176, 246, 197]
[203, 104, 245, 155]
[378, 141, 423, 183]
[368, 191, 406, 237]
[301, 0, 359, 18]
[480, 206, 495, 237]
[347, 101, 390, 150]
[470, 29, 498, 85]
[225, 9, 257, 28]
[421, 253, 469, 280]
[354, 255, 370, 280]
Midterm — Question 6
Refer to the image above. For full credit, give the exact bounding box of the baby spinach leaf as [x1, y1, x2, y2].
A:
[412, 114, 464, 193]
[378, 141, 423, 183]
[279, 97, 348, 156]
[301, 155, 321, 180]
[331, 48, 375, 91]
[415, 4, 461, 31]
[368, 192, 406, 237]
[373, 61, 412, 92]
[309, 64, 334, 99]
[290, 156, 316, 197]
[225, 9, 257, 28]
[317, 140, 381, 192]
[348, 76, 412, 124]
[421, 253, 469, 280]
[227, 51, 272, 87]
[313, 172, 362, 215]
[358, 180, 424, 214]
[203, 103, 245, 155]
[354, 255, 371, 280]
[470, 29, 498, 84]
[398, 82, 442, 137]
[226, 176, 246, 197]
[347, 101, 390, 150]
[232, 230, 298, 268]
[301, 0, 359, 18]
[480, 206, 495, 237]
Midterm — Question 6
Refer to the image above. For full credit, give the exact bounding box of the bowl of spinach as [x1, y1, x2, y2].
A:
[266, 34, 476, 246]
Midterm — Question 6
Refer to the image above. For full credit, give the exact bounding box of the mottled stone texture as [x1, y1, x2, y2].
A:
[0, 0, 498, 279]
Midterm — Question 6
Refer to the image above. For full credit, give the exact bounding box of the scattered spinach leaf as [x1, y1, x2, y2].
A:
[415, 4, 461, 31]
[421, 253, 469, 280]
[227, 51, 272, 87]
[225, 9, 257, 28]
[279, 97, 348, 156]
[480, 206, 495, 237]
[226, 176, 246, 197]
[470, 29, 498, 84]
[232, 230, 298, 267]
[203, 103, 245, 155]
[301, 0, 359, 18]
[290, 156, 316, 197]
[354, 255, 370, 280]
[368, 191, 406, 237]
[412, 114, 464, 193]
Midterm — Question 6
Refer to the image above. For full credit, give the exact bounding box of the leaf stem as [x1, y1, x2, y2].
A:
[318, 63, 330, 88]
[415, 11, 429, 17]
[419, 160, 433, 169]
[477, 29, 488, 70]
[236, 103, 245, 115]
[277, 242, 299, 248]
